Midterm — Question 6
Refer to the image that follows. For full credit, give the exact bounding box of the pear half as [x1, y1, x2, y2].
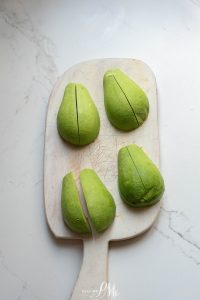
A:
[61, 170, 116, 235]
[80, 169, 116, 233]
[104, 69, 149, 131]
[118, 144, 164, 207]
[57, 83, 100, 145]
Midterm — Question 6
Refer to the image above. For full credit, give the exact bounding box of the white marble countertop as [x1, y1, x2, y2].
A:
[1, 1, 200, 299]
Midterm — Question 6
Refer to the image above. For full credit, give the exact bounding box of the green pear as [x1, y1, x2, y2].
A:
[57, 83, 100, 145]
[80, 169, 116, 232]
[118, 144, 164, 207]
[61, 172, 91, 234]
[103, 69, 149, 131]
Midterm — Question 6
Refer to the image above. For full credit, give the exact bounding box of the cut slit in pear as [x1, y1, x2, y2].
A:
[103, 69, 149, 131]
[57, 83, 100, 146]
[74, 85, 80, 144]
[61, 170, 116, 235]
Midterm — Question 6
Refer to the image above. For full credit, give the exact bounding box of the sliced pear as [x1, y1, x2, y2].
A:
[118, 144, 164, 207]
[103, 69, 149, 131]
[61, 172, 91, 234]
[80, 169, 116, 233]
[57, 83, 100, 145]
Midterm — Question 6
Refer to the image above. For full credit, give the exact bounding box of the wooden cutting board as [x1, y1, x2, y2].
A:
[44, 58, 161, 300]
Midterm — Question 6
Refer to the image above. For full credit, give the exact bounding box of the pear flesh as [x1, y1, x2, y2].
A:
[104, 69, 149, 131]
[57, 83, 100, 145]
[118, 144, 164, 207]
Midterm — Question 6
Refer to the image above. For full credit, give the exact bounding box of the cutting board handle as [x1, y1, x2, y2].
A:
[70, 238, 109, 300]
